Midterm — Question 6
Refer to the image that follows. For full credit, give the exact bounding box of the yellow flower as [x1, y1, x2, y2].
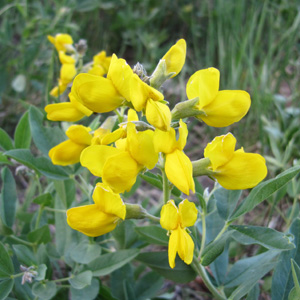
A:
[88, 50, 112, 76]
[160, 199, 197, 269]
[80, 123, 158, 193]
[186, 68, 251, 127]
[161, 39, 186, 78]
[49, 125, 109, 166]
[153, 120, 195, 195]
[47, 33, 73, 52]
[130, 74, 171, 131]
[67, 183, 126, 237]
[204, 133, 267, 189]
[70, 54, 132, 113]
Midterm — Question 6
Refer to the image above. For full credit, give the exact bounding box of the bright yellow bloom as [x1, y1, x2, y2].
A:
[45, 102, 86, 122]
[80, 123, 158, 193]
[204, 133, 267, 189]
[49, 125, 109, 166]
[88, 51, 112, 76]
[154, 120, 195, 195]
[130, 74, 171, 131]
[186, 68, 251, 127]
[161, 39, 186, 78]
[160, 199, 197, 269]
[47, 33, 73, 52]
[67, 183, 126, 237]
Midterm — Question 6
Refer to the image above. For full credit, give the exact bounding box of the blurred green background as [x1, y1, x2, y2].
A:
[1, 0, 300, 144]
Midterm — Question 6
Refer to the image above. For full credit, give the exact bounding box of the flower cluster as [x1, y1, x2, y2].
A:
[46, 35, 267, 269]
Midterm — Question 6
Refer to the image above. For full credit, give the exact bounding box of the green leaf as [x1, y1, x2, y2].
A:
[215, 187, 241, 220]
[135, 271, 164, 300]
[139, 172, 162, 190]
[69, 271, 93, 289]
[272, 219, 300, 299]
[35, 264, 47, 281]
[28, 225, 51, 244]
[230, 165, 300, 221]
[0, 128, 14, 151]
[14, 111, 31, 149]
[230, 225, 295, 250]
[201, 231, 231, 266]
[290, 259, 300, 297]
[53, 179, 75, 209]
[32, 281, 57, 300]
[246, 283, 260, 300]
[13, 244, 37, 266]
[29, 106, 65, 156]
[70, 241, 101, 264]
[88, 249, 140, 276]
[0, 242, 14, 279]
[0, 217, 13, 236]
[225, 251, 279, 300]
[289, 287, 299, 300]
[0, 279, 14, 300]
[70, 278, 100, 300]
[33, 193, 52, 206]
[0, 167, 17, 227]
[136, 251, 196, 283]
[5, 149, 70, 179]
[112, 220, 138, 249]
[135, 226, 168, 246]
[0, 152, 13, 165]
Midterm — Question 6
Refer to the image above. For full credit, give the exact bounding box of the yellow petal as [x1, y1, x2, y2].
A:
[49, 140, 87, 166]
[66, 125, 92, 145]
[204, 133, 236, 170]
[127, 123, 158, 169]
[69, 92, 93, 117]
[214, 151, 268, 190]
[178, 199, 198, 228]
[59, 51, 75, 64]
[80, 145, 123, 177]
[102, 151, 140, 193]
[92, 183, 126, 219]
[160, 200, 179, 231]
[165, 150, 195, 195]
[186, 68, 220, 109]
[176, 120, 188, 151]
[145, 99, 171, 131]
[49, 33, 73, 52]
[88, 65, 106, 77]
[130, 74, 164, 111]
[168, 229, 179, 269]
[161, 39, 186, 78]
[67, 204, 118, 237]
[60, 63, 76, 84]
[177, 227, 194, 265]
[91, 128, 110, 145]
[45, 102, 85, 122]
[72, 73, 124, 113]
[49, 83, 67, 97]
[200, 90, 251, 127]
[107, 54, 133, 100]
[127, 108, 139, 122]
[101, 128, 126, 145]
[153, 127, 176, 154]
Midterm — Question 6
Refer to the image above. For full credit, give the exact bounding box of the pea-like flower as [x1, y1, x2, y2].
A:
[88, 50, 112, 76]
[153, 120, 195, 195]
[80, 122, 158, 193]
[47, 33, 73, 52]
[49, 125, 109, 166]
[67, 183, 126, 237]
[186, 68, 251, 127]
[160, 199, 198, 269]
[204, 133, 267, 189]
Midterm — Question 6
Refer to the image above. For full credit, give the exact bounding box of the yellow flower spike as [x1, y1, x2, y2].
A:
[160, 199, 197, 268]
[58, 51, 75, 64]
[48, 34, 73, 52]
[71, 73, 125, 113]
[145, 99, 171, 131]
[45, 102, 86, 122]
[154, 120, 194, 195]
[204, 133, 268, 189]
[60, 64, 76, 85]
[127, 123, 158, 170]
[161, 39, 187, 78]
[186, 68, 251, 127]
[66, 125, 92, 145]
[67, 183, 126, 237]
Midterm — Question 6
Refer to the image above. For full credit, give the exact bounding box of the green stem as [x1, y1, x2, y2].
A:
[44, 207, 66, 213]
[143, 212, 160, 223]
[35, 205, 44, 230]
[161, 156, 170, 204]
[77, 174, 91, 198]
[8, 236, 35, 247]
[198, 212, 206, 260]
[191, 257, 227, 300]
[214, 222, 230, 241]
[10, 272, 25, 279]
[52, 276, 73, 283]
